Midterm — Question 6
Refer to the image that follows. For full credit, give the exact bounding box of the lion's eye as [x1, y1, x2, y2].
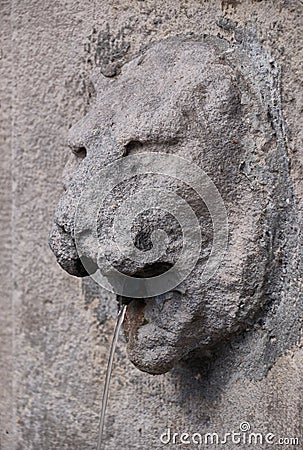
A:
[71, 146, 87, 159]
[123, 140, 143, 156]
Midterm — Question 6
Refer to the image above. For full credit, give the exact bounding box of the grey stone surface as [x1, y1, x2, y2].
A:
[1, 1, 303, 449]
[0, 2, 13, 449]
[50, 34, 300, 380]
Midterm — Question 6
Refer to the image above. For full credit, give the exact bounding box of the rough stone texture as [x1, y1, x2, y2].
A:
[0, 2, 13, 449]
[1, 1, 303, 449]
[50, 34, 299, 379]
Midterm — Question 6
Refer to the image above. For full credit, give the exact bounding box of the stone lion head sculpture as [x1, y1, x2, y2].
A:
[50, 35, 297, 375]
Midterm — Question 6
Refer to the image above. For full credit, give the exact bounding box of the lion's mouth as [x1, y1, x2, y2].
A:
[50, 221, 187, 374]
[115, 261, 174, 337]
[121, 288, 182, 341]
[120, 289, 183, 374]
[121, 290, 178, 325]
[50, 223, 183, 373]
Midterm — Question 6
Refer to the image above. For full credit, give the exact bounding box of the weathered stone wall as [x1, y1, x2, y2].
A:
[1, 1, 302, 449]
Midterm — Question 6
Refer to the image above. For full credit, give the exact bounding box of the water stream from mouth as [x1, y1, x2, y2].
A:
[97, 302, 127, 450]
